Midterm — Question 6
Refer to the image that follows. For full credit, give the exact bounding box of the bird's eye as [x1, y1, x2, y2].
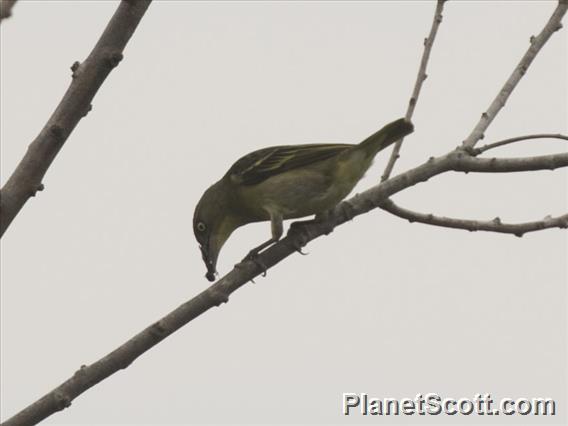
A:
[196, 222, 206, 232]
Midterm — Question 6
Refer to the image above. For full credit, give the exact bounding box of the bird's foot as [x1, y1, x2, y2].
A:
[239, 250, 268, 277]
[288, 221, 315, 253]
[288, 221, 311, 240]
[288, 237, 309, 256]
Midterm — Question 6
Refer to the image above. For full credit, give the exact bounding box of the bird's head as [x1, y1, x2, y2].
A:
[193, 180, 240, 282]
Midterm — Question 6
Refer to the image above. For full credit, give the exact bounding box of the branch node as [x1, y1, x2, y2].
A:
[70, 61, 81, 78]
[462, 145, 476, 156]
[210, 289, 229, 306]
[481, 112, 488, 119]
[492, 217, 502, 225]
[30, 183, 45, 197]
[53, 391, 72, 410]
[530, 35, 536, 43]
[74, 365, 88, 378]
[519, 64, 528, 75]
[514, 232, 524, 238]
[422, 73, 428, 81]
[409, 97, 417, 107]
[554, 22, 563, 32]
[82, 103, 93, 118]
[106, 52, 124, 68]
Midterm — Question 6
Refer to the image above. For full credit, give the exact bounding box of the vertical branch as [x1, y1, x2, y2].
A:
[0, 0, 152, 237]
[381, 0, 447, 182]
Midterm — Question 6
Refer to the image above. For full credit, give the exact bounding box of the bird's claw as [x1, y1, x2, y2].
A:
[289, 221, 311, 238]
[240, 251, 268, 277]
[288, 237, 308, 255]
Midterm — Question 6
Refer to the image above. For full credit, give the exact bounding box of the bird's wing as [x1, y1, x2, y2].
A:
[226, 143, 353, 185]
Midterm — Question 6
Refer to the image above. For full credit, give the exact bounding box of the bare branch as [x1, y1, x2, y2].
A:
[473, 133, 568, 154]
[452, 151, 568, 173]
[3, 2, 567, 425]
[0, 0, 152, 238]
[462, 1, 568, 150]
[5, 140, 566, 426]
[381, 0, 446, 181]
[379, 199, 568, 237]
[0, 0, 17, 22]
[0, 148, 458, 426]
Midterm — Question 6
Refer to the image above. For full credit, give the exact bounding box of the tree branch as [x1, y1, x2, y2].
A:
[0, 0, 152, 238]
[0, 152, 476, 426]
[461, 0, 568, 150]
[3, 2, 567, 425]
[473, 133, 568, 155]
[0, 151, 454, 426]
[379, 199, 568, 237]
[381, 0, 446, 181]
[0, 0, 17, 22]
[452, 151, 568, 173]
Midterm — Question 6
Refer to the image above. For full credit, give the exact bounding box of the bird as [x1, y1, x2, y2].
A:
[193, 118, 414, 281]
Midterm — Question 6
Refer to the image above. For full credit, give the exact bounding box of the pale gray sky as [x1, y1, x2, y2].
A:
[1, 1, 566, 425]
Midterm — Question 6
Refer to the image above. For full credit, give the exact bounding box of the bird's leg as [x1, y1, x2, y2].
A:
[244, 238, 277, 260]
[241, 212, 283, 276]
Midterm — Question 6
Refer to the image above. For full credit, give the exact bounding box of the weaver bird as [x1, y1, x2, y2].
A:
[194, 118, 414, 281]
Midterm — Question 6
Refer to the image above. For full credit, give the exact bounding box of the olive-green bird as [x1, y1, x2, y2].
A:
[194, 118, 414, 281]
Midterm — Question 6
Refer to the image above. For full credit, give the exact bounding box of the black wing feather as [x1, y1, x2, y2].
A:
[226, 144, 352, 185]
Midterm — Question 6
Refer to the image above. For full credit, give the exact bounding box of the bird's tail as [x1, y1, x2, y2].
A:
[357, 118, 414, 157]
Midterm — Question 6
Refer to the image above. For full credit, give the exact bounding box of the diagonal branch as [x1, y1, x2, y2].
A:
[381, 0, 446, 181]
[461, 0, 568, 150]
[0, 150, 454, 426]
[473, 133, 568, 155]
[379, 199, 568, 237]
[0, 0, 17, 22]
[0, 0, 152, 238]
[6, 149, 568, 425]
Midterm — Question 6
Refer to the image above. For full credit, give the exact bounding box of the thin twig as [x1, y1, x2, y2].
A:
[380, 199, 568, 237]
[452, 151, 568, 173]
[381, 0, 446, 181]
[0, 0, 152, 238]
[462, 1, 568, 150]
[473, 133, 568, 155]
[0, 0, 17, 22]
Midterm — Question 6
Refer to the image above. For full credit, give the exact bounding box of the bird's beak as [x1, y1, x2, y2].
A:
[200, 243, 218, 282]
